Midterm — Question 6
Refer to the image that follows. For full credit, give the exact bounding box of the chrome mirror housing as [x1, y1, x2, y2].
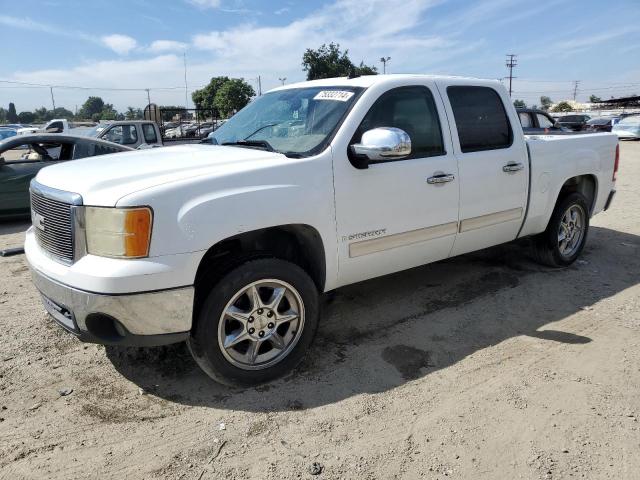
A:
[351, 127, 411, 162]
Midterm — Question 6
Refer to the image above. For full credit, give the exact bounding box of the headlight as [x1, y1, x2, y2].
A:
[85, 207, 152, 258]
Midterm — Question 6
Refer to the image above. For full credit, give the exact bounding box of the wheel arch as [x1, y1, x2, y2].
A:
[192, 224, 326, 325]
[555, 173, 598, 216]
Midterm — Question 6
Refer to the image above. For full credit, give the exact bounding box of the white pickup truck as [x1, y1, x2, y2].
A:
[25, 75, 618, 386]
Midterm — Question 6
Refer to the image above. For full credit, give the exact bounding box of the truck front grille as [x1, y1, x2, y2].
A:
[30, 191, 74, 263]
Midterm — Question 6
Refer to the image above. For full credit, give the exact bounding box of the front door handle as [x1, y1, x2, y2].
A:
[503, 162, 524, 173]
[427, 173, 455, 184]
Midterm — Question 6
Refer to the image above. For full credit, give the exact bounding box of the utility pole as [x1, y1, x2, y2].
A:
[183, 52, 189, 109]
[145, 88, 151, 106]
[572, 80, 580, 101]
[380, 56, 391, 74]
[257, 75, 262, 96]
[50, 87, 56, 111]
[278, 77, 287, 86]
[505, 54, 517, 96]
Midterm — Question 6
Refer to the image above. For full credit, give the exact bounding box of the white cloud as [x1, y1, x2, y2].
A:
[186, 0, 221, 8]
[0, 14, 96, 42]
[101, 34, 137, 55]
[149, 40, 189, 53]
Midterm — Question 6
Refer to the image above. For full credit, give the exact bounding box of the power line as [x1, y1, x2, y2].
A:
[505, 54, 517, 96]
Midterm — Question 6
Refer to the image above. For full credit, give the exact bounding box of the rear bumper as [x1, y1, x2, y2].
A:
[604, 189, 616, 211]
[30, 266, 193, 346]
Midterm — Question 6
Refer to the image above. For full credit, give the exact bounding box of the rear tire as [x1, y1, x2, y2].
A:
[188, 258, 319, 386]
[532, 192, 590, 267]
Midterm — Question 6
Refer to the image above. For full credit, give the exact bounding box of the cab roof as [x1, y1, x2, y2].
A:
[269, 74, 502, 92]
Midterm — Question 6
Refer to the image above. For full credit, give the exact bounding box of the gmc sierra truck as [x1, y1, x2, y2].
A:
[25, 75, 618, 386]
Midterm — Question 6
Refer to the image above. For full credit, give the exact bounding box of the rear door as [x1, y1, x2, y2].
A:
[437, 82, 529, 256]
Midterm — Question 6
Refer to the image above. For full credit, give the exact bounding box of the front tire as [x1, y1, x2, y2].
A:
[532, 192, 590, 267]
[188, 258, 319, 386]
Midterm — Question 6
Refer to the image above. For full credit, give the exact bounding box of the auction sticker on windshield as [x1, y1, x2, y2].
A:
[313, 90, 355, 101]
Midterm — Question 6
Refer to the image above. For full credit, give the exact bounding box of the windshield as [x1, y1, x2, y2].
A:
[209, 86, 363, 157]
[84, 124, 110, 137]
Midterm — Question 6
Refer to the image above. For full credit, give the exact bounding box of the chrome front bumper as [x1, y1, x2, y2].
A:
[30, 267, 194, 346]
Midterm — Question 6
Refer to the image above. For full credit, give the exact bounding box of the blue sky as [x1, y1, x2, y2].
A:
[1, 0, 639, 111]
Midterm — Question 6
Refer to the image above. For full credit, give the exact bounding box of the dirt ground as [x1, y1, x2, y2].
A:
[1, 142, 639, 480]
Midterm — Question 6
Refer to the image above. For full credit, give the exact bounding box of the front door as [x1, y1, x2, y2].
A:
[332, 82, 460, 287]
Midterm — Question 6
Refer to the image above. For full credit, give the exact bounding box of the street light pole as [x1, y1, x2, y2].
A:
[380, 56, 391, 74]
[278, 77, 287, 86]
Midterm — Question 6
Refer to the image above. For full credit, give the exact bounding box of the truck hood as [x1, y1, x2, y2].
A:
[35, 144, 290, 205]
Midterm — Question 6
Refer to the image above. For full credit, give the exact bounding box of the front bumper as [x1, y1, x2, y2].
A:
[30, 266, 193, 346]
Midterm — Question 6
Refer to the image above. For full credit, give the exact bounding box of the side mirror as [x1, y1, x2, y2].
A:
[553, 121, 562, 129]
[350, 127, 411, 168]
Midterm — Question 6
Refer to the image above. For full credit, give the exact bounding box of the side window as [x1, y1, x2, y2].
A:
[46, 121, 63, 132]
[104, 125, 138, 145]
[518, 112, 533, 128]
[354, 86, 445, 160]
[142, 123, 158, 143]
[536, 113, 554, 128]
[447, 86, 513, 153]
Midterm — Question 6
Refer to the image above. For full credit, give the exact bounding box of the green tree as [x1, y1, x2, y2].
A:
[191, 76, 230, 117]
[302, 43, 377, 80]
[551, 101, 573, 113]
[513, 99, 526, 108]
[0, 107, 6, 123]
[17, 111, 36, 123]
[125, 107, 143, 120]
[7, 102, 18, 123]
[51, 107, 74, 119]
[354, 61, 378, 76]
[78, 96, 105, 120]
[99, 103, 118, 121]
[214, 78, 255, 117]
[540, 96, 553, 111]
[589, 94, 602, 103]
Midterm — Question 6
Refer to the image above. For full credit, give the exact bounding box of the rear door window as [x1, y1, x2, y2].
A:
[142, 123, 158, 143]
[536, 114, 554, 128]
[518, 112, 533, 128]
[447, 86, 513, 153]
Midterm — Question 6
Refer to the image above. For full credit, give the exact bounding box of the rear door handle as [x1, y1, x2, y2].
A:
[503, 162, 524, 173]
[427, 173, 455, 184]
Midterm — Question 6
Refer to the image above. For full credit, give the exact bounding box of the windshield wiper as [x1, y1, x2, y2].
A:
[244, 123, 279, 140]
[221, 139, 274, 152]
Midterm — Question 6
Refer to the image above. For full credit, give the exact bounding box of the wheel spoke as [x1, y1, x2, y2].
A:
[224, 330, 250, 349]
[244, 340, 262, 364]
[276, 311, 298, 325]
[225, 305, 250, 324]
[265, 287, 286, 310]
[269, 333, 286, 350]
[247, 285, 263, 310]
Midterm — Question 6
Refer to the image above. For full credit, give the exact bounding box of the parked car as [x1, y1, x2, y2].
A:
[585, 117, 619, 133]
[612, 114, 640, 139]
[557, 114, 591, 131]
[85, 120, 163, 149]
[517, 108, 570, 134]
[25, 75, 618, 386]
[0, 128, 17, 140]
[0, 134, 133, 220]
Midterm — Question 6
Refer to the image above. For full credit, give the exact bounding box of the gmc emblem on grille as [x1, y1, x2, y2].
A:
[32, 212, 45, 231]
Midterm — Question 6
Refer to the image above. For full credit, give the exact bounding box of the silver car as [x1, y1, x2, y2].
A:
[612, 115, 640, 139]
